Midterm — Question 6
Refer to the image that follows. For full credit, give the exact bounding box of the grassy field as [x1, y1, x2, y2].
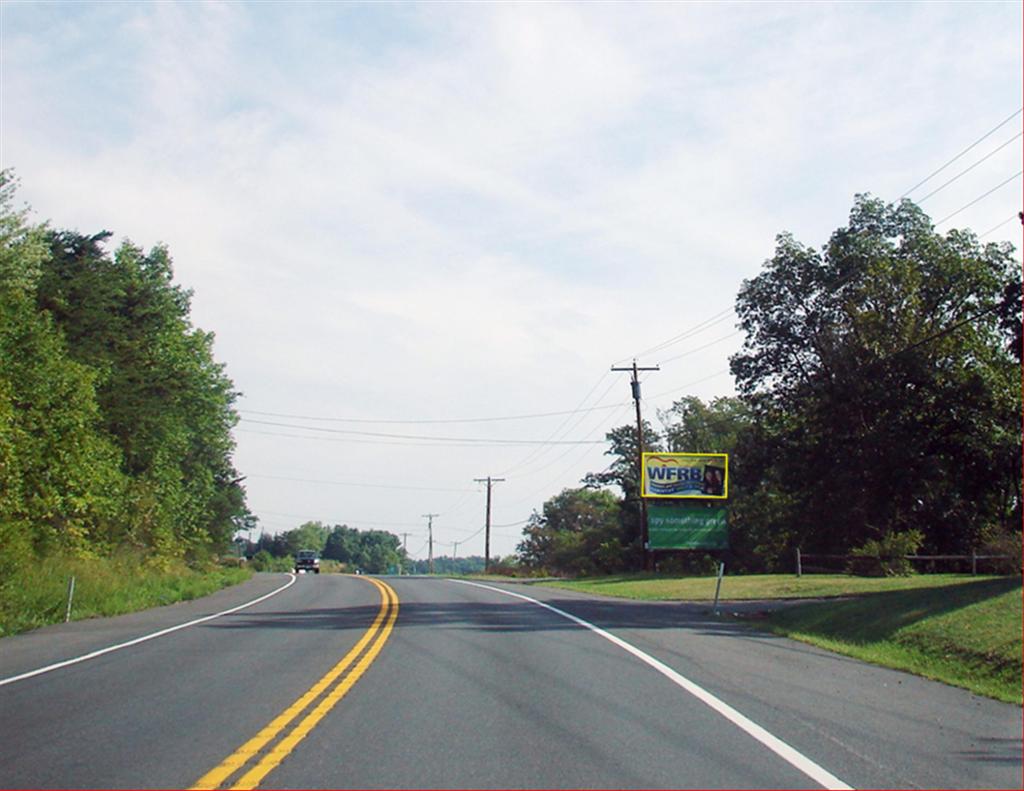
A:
[537, 572, 1022, 704]
[764, 577, 1022, 704]
[542, 572, 1003, 600]
[0, 554, 252, 638]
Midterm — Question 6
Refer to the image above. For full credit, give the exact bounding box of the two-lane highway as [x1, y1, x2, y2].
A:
[1, 573, 1021, 789]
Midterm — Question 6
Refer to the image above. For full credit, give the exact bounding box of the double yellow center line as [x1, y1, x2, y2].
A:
[192, 577, 399, 790]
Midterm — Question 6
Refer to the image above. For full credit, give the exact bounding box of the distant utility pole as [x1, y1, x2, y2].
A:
[453, 541, 459, 563]
[474, 476, 506, 573]
[422, 514, 439, 574]
[611, 359, 659, 570]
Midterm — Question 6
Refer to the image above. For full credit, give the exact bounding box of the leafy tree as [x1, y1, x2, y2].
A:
[730, 195, 1020, 560]
[0, 172, 127, 573]
[0, 171, 246, 569]
[34, 230, 244, 556]
[281, 521, 330, 556]
[660, 395, 750, 456]
[516, 488, 623, 575]
[583, 420, 662, 498]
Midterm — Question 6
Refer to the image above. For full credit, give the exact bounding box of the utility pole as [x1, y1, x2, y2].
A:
[453, 541, 459, 563]
[474, 476, 506, 573]
[399, 532, 411, 576]
[422, 514, 439, 574]
[611, 359, 659, 570]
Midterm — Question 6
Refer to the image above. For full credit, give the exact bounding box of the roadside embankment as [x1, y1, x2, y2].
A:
[535, 572, 1022, 704]
[0, 553, 252, 638]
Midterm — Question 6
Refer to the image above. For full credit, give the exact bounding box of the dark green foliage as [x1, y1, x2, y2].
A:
[847, 529, 924, 577]
[520, 196, 1020, 577]
[729, 195, 1020, 564]
[254, 523, 407, 574]
[0, 171, 246, 577]
[516, 488, 624, 576]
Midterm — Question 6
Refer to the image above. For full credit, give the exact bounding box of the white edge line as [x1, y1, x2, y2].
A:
[0, 573, 297, 687]
[450, 578, 853, 791]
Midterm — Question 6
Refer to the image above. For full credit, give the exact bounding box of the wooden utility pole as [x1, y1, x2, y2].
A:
[474, 476, 505, 573]
[422, 514, 439, 574]
[611, 359, 659, 570]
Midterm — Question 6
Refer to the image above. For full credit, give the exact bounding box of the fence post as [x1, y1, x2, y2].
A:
[971, 549, 977, 575]
[796, 547, 802, 578]
[64, 576, 76, 623]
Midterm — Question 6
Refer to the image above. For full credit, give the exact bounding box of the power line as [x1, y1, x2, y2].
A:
[900, 107, 1023, 198]
[237, 427, 593, 449]
[915, 131, 1023, 204]
[239, 402, 624, 425]
[238, 418, 605, 445]
[496, 374, 621, 476]
[658, 330, 744, 366]
[980, 214, 1020, 238]
[248, 473, 476, 493]
[616, 305, 736, 365]
[935, 170, 1023, 225]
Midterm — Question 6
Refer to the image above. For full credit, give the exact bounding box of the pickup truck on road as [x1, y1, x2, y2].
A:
[294, 550, 320, 574]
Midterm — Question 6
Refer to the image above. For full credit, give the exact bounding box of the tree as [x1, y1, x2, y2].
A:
[730, 195, 1020, 560]
[0, 172, 128, 572]
[0, 171, 246, 566]
[660, 396, 750, 456]
[35, 230, 245, 556]
[516, 488, 623, 575]
[582, 420, 662, 564]
[320, 524, 406, 573]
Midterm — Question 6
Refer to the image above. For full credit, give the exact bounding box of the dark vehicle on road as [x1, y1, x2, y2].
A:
[294, 550, 320, 574]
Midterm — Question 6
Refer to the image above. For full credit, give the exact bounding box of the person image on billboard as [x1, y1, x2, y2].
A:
[702, 465, 725, 496]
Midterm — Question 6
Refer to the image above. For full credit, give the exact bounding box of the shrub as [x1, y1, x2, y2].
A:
[657, 552, 720, 576]
[847, 530, 924, 577]
[978, 532, 1023, 575]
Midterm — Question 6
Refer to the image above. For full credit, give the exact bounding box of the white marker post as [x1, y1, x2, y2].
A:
[712, 562, 725, 616]
[64, 576, 76, 623]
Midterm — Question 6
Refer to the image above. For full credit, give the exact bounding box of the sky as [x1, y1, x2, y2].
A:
[2, 0, 1022, 561]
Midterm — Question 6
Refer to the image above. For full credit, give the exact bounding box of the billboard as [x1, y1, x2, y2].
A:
[648, 504, 728, 550]
[642, 453, 728, 499]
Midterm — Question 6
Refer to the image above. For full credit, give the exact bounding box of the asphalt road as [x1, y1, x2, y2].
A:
[1, 573, 1020, 789]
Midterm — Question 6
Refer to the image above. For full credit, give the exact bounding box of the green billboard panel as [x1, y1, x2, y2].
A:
[648, 505, 728, 550]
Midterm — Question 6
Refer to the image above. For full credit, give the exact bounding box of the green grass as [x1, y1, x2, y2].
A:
[542, 572, 1002, 600]
[0, 553, 253, 638]
[763, 577, 1023, 704]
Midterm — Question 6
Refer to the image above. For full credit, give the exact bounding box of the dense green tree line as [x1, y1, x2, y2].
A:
[518, 196, 1021, 576]
[0, 173, 246, 582]
[250, 521, 408, 574]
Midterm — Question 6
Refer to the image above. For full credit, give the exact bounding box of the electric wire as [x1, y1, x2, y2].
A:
[900, 107, 1023, 198]
[658, 330, 744, 366]
[238, 418, 605, 445]
[914, 131, 1022, 204]
[236, 427, 597, 449]
[496, 373, 621, 476]
[935, 171, 1023, 225]
[246, 473, 476, 493]
[979, 214, 1021, 238]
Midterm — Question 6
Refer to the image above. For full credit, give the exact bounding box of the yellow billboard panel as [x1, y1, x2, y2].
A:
[642, 453, 728, 499]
